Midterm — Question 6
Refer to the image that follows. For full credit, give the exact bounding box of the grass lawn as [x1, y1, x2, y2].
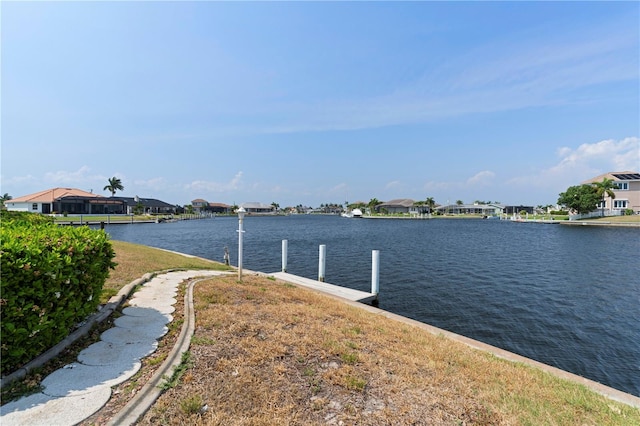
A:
[101, 240, 231, 302]
[583, 215, 640, 223]
[103, 241, 639, 425]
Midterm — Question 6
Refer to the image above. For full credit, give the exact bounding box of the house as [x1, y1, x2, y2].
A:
[502, 205, 534, 215]
[241, 202, 275, 214]
[436, 203, 505, 216]
[376, 199, 417, 214]
[208, 203, 231, 213]
[5, 188, 109, 214]
[582, 171, 640, 214]
[109, 196, 176, 215]
[191, 199, 209, 212]
[6, 188, 176, 215]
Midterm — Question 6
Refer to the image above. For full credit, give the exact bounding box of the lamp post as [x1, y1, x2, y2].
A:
[236, 207, 246, 281]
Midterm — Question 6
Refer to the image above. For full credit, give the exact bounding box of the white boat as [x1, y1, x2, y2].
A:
[341, 208, 362, 218]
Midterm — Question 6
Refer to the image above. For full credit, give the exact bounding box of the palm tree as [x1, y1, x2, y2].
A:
[103, 177, 124, 197]
[367, 198, 382, 214]
[591, 178, 616, 217]
[0, 193, 12, 207]
[425, 197, 435, 214]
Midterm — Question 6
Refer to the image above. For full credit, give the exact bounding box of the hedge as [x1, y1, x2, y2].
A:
[0, 211, 116, 374]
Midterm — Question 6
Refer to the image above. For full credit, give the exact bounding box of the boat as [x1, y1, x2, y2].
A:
[341, 208, 362, 218]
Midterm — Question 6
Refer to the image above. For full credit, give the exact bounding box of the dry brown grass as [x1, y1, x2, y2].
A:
[140, 274, 640, 426]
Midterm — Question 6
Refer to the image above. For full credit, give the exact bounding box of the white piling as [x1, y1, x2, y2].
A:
[318, 244, 326, 282]
[371, 250, 380, 296]
[282, 239, 288, 272]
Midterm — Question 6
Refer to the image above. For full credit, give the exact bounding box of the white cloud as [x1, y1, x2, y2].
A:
[424, 170, 497, 192]
[385, 180, 401, 190]
[1, 174, 38, 187]
[509, 137, 639, 190]
[44, 166, 93, 184]
[467, 171, 495, 186]
[185, 171, 243, 193]
[328, 183, 348, 194]
[133, 177, 167, 192]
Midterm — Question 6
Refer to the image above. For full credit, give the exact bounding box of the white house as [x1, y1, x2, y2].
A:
[5, 188, 102, 214]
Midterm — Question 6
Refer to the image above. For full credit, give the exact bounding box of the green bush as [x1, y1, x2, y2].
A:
[624, 208, 634, 216]
[0, 211, 116, 374]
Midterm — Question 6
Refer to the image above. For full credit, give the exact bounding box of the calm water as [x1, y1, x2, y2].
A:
[103, 215, 640, 396]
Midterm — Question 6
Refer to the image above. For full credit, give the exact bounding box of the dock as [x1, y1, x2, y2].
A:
[269, 272, 378, 304]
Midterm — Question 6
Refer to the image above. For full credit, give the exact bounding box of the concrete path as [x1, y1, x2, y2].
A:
[0, 270, 226, 426]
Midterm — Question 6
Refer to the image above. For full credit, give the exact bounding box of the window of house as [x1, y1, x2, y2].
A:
[614, 182, 629, 190]
[32, 203, 38, 210]
[613, 200, 628, 209]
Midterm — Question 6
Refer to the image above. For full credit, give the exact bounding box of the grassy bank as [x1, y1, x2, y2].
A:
[102, 240, 231, 301]
[139, 273, 639, 425]
[103, 241, 638, 425]
[5, 241, 638, 424]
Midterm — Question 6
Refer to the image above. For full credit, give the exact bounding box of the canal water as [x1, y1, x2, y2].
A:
[103, 215, 640, 397]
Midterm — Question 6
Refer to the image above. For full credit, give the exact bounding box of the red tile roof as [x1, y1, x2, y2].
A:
[10, 188, 102, 203]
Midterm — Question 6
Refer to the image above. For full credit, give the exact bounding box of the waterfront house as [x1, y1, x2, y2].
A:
[241, 202, 275, 214]
[436, 203, 506, 216]
[109, 196, 176, 215]
[191, 198, 209, 212]
[6, 188, 109, 214]
[376, 199, 417, 214]
[208, 202, 231, 213]
[6, 188, 175, 215]
[582, 171, 640, 215]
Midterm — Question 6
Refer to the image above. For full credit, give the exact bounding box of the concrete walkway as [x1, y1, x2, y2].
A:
[0, 270, 226, 426]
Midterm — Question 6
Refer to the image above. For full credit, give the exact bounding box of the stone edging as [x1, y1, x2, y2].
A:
[106, 275, 205, 425]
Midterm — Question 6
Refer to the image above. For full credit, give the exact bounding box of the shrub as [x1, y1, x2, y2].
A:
[624, 208, 634, 216]
[0, 211, 116, 374]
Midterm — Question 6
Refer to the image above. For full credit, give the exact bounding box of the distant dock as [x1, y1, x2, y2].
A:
[269, 272, 378, 304]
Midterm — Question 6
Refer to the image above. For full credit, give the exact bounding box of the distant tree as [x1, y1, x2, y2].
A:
[103, 177, 124, 196]
[367, 198, 382, 214]
[557, 184, 600, 214]
[425, 197, 436, 214]
[591, 178, 616, 217]
[271, 202, 280, 212]
[456, 200, 463, 206]
[0, 193, 12, 207]
[133, 202, 145, 215]
[185, 204, 195, 214]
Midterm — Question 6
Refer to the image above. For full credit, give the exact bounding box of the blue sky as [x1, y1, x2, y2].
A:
[2, 1, 638, 207]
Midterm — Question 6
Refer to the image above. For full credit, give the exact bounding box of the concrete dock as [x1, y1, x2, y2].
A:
[269, 272, 378, 304]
